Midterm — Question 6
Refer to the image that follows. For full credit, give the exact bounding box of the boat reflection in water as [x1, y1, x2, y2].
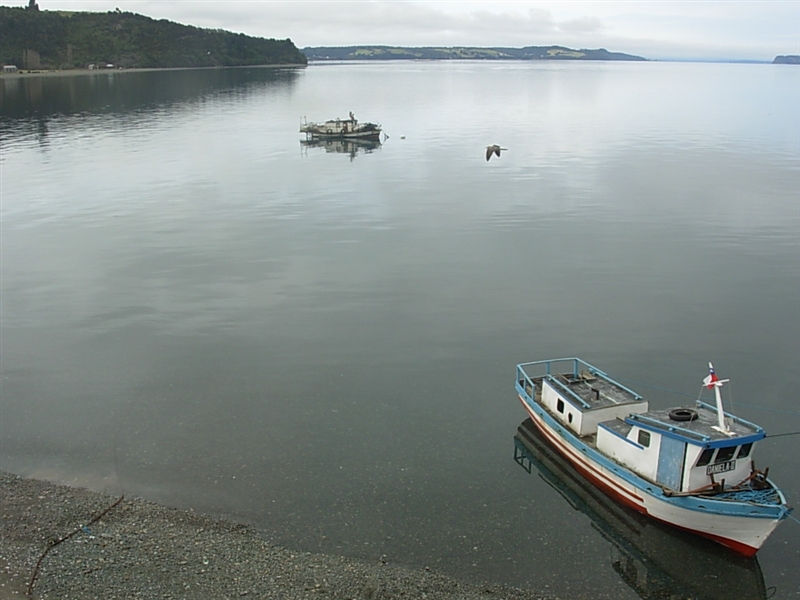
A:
[300, 137, 381, 161]
[514, 419, 769, 600]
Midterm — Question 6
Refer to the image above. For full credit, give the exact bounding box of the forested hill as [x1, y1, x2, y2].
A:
[303, 45, 646, 62]
[0, 5, 307, 70]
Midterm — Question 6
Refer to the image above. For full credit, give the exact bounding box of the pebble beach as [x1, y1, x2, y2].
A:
[0, 472, 553, 600]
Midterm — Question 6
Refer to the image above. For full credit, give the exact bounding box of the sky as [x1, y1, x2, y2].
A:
[6, 1, 800, 62]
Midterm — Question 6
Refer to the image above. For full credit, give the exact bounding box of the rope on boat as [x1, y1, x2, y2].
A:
[727, 404, 800, 417]
[709, 487, 782, 505]
[765, 430, 800, 438]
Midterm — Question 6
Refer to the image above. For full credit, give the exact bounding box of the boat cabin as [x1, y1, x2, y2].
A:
[597, 404, 765, 493]
[537, 368, 648, 436]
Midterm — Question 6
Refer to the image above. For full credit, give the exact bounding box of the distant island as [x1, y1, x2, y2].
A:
[302, 45, 647, 62]
[773, 55, 800, 64]
[0, 3, 307, 71]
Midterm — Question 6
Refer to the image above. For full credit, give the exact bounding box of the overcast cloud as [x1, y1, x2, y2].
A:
[6, 1, 800, 61]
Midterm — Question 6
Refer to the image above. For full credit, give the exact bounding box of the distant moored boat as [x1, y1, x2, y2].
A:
[300, 111, 381, 140]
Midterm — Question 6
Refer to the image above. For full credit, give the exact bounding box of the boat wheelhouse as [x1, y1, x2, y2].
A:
[515, 357, 790, 556]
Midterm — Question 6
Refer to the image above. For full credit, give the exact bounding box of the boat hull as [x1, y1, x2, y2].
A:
[514, 420, 768, 600]
[518, 394, 785, 557]
[301, 130, 381, 140]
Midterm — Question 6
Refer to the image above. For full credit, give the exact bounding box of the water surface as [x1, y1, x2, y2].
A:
[2, 62, 799, 599]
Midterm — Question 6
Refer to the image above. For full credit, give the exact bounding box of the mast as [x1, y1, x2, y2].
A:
[704, 362, 732, 434]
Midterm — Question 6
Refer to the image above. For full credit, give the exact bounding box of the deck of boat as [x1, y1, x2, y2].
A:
[629, 405, 763, 442]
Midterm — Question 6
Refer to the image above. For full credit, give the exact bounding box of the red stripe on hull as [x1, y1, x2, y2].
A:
[518, 396, 760, 557]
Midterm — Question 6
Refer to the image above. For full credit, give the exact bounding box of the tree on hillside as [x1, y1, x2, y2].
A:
[27, 0, 39, 11]
[0, 6, 307, 69]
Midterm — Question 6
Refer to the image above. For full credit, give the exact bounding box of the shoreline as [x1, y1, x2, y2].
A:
[0, 471, 553, 599]
[0, 64, 307, 79]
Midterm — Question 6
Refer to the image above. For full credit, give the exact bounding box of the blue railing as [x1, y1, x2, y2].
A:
[516, 357, 643, 401]
[517, 357, 585, 380]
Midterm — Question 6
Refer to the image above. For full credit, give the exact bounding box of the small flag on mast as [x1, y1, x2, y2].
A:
[703, 364, 720, 389]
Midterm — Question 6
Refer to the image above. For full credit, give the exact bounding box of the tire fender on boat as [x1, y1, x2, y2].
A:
[669, 408, 699, 422]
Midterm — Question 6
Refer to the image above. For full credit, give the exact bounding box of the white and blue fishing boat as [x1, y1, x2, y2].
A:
[515, 358, 791, 556]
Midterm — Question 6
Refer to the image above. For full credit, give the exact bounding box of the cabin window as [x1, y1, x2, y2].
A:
[556, 399, 564, 414]
[568, 413, 573, 423]
[696, 448, 715, 467]
[715, 446, 736, 462]
[737, 443, 753, 458]
[637, 430, 651, 448]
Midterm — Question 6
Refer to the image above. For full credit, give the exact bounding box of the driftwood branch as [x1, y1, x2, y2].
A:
[27, 494, 124, 598]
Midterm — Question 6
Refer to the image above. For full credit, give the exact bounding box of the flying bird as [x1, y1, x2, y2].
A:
[486, 145, 507, 161]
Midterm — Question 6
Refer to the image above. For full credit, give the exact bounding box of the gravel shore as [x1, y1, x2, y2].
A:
[1, 472, 553, 600]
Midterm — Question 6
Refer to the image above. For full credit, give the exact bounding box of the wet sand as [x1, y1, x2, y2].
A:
[0, 472, 553, 599]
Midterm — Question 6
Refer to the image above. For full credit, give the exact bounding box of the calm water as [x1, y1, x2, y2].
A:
[1, 62, 799, 599]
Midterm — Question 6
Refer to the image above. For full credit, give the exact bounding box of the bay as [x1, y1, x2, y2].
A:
[1, 61, 799, 599]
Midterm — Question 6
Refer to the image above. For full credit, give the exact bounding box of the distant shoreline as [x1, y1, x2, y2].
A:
[0, 64, 307, 78]
[3, 60, 791, 80]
